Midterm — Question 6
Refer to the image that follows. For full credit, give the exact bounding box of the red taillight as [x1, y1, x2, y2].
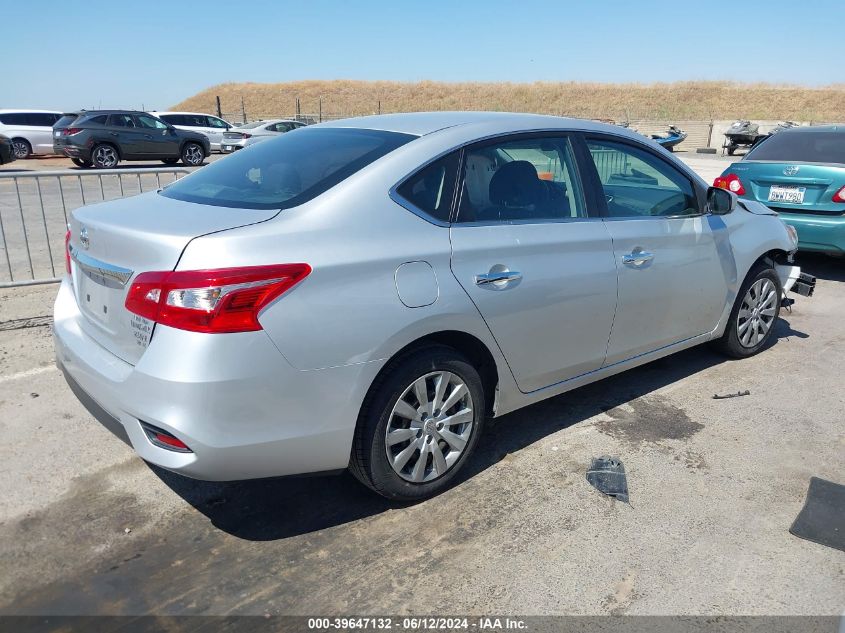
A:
[62, 128, 82, 136]
[713, 173, 746, 195]
[832, 185, 845, 203]
[64, 229, 71, 275]
[124, 264, 311, 334]
[241, 133, 251, 139]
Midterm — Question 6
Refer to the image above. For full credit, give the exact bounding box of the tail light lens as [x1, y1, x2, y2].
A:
[124, 264, 311, 334]
[832, 185, 845, 203]
[62, 128, 82, 136]
[713, 173, 746, 195]
[64, 229, 71, 275]
[241, 133, 252, 139]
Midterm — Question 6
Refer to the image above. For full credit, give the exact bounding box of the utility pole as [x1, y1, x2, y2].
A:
[216, 96, 222, 118]
[241, 96, 246, 124]
[319, 96, 322, 123]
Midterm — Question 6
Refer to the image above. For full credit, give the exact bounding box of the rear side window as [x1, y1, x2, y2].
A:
[395, 152, 459, 223]
[86, 115, 108, 125]
[108, 114, 135, 127]
[181, 114, 207, 127]
[586, 139, 698, 217]
[159, 114, 183, 125]
[746, 130, 845, 165]
[160, 127, 415, 210]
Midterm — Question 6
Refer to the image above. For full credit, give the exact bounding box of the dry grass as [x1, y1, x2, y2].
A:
[173, 80, 845, 122]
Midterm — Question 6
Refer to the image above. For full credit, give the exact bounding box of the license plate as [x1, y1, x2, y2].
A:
[222, 145, 232, 151]
[768, 185, 806, 204]
[54, 130, 61, 138]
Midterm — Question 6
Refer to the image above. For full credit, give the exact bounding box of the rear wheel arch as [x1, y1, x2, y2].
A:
[363, 330, 499, 421]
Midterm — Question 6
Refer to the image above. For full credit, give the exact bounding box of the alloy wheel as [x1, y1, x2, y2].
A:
[737, 278, 777, 347]
[183, 144, 203, 165]
[384, 371, 474, 483]
[93, 146, 118, 168]
[12, 141, 29, 159]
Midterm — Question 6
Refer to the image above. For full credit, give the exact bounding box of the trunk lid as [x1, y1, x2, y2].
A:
[730, 161, 845, 215]
[68, 191, 279, 365]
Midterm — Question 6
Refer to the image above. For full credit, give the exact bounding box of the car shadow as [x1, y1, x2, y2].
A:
[794, 252, 844, 283]
[150, 316, 808, 542]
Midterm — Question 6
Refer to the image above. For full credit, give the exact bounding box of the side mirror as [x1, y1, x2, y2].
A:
[707, 186, 737, 215]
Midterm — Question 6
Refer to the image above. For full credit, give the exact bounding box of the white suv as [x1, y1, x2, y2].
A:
[151, 111, 234, 152]
[0, 109, 63, 158]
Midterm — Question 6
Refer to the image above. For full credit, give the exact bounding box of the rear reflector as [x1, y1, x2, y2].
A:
[140, 422, 192, 452]
[124, 264, 311, 334]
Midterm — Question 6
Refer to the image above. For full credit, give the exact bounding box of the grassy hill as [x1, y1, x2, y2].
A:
[173, 80, 845, 122]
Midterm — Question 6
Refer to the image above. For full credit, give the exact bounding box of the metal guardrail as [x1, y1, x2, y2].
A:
[0, 167, 190, 288]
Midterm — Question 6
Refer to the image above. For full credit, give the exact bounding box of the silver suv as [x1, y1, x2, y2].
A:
[0, 109, 63, 158]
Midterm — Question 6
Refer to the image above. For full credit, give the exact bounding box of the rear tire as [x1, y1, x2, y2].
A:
[12, 139, 31, 159]
[712, 265, 782, 358]
[181, 142, 204, 166]
[161, 157, 179, 165]
[350, 345, 486, 501]
[71, 157, 92, 168]
[91, 144, 119, 169]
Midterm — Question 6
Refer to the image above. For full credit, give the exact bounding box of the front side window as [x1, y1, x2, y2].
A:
[395, 152, 460, 223]
[160, 127, 415, 210]
[586, 139, 698, 217]
[206, 117, 229, 128]
[457, 136, 585, 223]
[134, 114, 169, 130]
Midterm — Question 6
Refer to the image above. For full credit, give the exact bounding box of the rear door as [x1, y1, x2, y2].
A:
[106, 114, 146, 157]
[448, 133, 618, 393]
[581, 135, 727, 365]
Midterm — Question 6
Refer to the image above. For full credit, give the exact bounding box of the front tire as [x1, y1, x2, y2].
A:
[712, 265, 782, 358]
[181, 142, 204, 166]
[12, 139, 31, 159]
[350, 345, 486, 501]
[91, 144, 119, 169]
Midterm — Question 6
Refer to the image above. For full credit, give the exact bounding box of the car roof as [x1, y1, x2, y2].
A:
[315, 111, 632, 137]
[0, 109, 62, 114]
[63, 110, 153, 116]
[236, 119, 299, 126]
[776, 124, 843, 134]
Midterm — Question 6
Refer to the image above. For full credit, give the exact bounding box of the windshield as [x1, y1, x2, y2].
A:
[160, 127, 416, 210]
[746, 130, 845, 165]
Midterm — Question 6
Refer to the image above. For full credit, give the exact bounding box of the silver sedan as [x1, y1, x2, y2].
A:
[219, 118, 305, 153]
[54, 112, 805, 500]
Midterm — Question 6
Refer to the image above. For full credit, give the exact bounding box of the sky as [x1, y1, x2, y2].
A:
[2, 0, 842, 112]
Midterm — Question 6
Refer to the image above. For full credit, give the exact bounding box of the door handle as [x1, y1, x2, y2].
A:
[144, 134, 153, 139]
[622, 250, 655, 267]
[109, 132, 118, 137]
[475, 270, 522, 287]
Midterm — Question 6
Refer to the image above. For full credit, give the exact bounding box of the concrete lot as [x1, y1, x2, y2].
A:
[0, 156, 842, 616]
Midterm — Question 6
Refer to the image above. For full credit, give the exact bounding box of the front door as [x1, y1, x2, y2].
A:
[134, 114, 179, 157]
[582, 136, 728, 365]
[449, 134, 618, 393]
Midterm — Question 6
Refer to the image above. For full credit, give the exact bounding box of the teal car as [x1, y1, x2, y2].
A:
[715, 126, 845, 254]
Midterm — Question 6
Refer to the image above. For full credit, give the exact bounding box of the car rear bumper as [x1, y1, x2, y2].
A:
[778, 212, 845, 254]
[54, 143, 91, 160]
[53, 278, 370, 481]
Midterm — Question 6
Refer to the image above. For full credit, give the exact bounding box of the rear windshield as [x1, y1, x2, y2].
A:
[235, 121, 267, 130]
[55, 114, 80, 128]
[745, 130, 845, 164]
[160, 127, 415, 210]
